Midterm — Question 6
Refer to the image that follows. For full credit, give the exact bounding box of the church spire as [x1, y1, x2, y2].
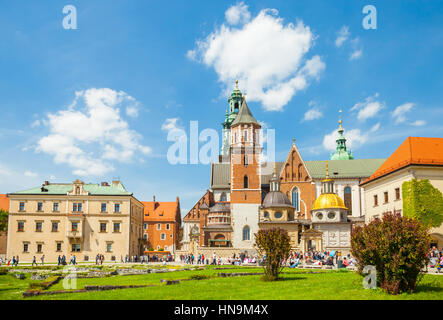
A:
[330, 109, 354, 160]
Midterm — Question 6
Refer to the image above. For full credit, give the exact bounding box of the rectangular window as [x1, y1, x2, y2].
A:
[71, 244, 80, 252]
[53, 203, 59, 212]
[143, 223, 147, 230]
[35, 222, 42, 232]
[166, 224, 170, 230]
[19, 202, 25, 211]
[56, 242, 62, 252]
[113, 223, 120, 233]
[73, 203, 82, 212]
[23, 243, 28, 253]
[100, 223, 107, 233]
[37, 244, 42, 253]
[106, 243, 112, 253]
[37, 202, 43, 212]
[73, 203, 77, 212]
[52, 222, 58, 232]
[395, 188, 401, 200]
[101, 203, 107, 212]
[384, 192, 389, 204]
[71, 222, 78, 232]
[373, 195, 378, 206]
[161, 233, 166, 240]
[143, 234, 148, 240]
[17, 221, 24, 232]
[156, 224, 161, 230]
[114, 204, 120, 213]
[78, 203, 82, 212]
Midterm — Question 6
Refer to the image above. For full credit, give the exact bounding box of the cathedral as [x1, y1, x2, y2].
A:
[180, 82, 385, 255]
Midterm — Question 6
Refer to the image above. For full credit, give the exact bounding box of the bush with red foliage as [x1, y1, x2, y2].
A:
[351, 213, 430, 294]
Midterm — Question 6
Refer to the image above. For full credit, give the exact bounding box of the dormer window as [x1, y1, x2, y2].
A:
[76, 186, 80, 195]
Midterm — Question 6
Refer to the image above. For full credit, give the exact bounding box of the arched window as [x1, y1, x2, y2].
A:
[220, 192, 227, 202]
[244, 175, 249, 188]
[76, 186, 80, 195]
[292, 187, 300, 211]
[344, 186, 352, 215]
[244, 130, 248, 142]
[242, 225, 250, 241]
[244, 155, 248, 166]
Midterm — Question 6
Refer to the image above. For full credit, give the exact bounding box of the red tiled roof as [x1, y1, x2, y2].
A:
[142, 199, 180, 222]
[361, 137, 443, 185]
[0, 194, 9, 212]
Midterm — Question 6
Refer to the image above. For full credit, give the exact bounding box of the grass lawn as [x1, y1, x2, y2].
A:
[0, 266, 441, 300]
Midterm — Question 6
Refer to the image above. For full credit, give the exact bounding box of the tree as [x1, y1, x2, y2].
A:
[351, 213, 430, 295]
[402, 179, 443, 228]
[0, 209, 8, 232]
[254, 228, 291, 281]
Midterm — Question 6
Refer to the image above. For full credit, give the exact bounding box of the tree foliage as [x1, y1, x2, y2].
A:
[351, 213, 430, 295]
[254, 228, 291, 281]
[402, 179, 443, 228]
[0, 209, 8, 232]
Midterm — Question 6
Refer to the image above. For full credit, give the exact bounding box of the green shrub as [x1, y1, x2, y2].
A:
[351, 213, 430, 294]
[254, 228, 291, 281]
[0, 268, 8, 275]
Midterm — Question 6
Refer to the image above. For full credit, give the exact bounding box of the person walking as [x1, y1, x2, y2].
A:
[16, 256, 19, 267]
[57, 255, 61, 266]
[32, 256, 37, 267]
[73, 255, 76, 265]
[40, 255, 44, 266]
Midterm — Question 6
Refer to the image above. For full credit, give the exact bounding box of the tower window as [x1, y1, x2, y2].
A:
[244, 155, 248, 166]
[244, 130, 248, 142]
[220, 192, 227, 202]
[242, 225, 250, 241]
[344, 186, 352, 215]
[243, 175, 249, 188]
[292, 187, 300, 212]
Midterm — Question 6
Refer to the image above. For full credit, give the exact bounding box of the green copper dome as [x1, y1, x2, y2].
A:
[330, 111, 354, 160]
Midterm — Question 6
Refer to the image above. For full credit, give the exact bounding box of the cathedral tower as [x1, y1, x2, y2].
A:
[220, 80, 243, 160]
[229, 96, 262, 249]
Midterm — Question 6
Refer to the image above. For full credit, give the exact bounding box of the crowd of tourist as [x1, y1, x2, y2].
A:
[428, 246, 443, 272]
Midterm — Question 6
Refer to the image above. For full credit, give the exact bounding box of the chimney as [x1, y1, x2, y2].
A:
[101, 182, 109, 186]
[153, 195, 156, 202]
[44, 181, 50, 186]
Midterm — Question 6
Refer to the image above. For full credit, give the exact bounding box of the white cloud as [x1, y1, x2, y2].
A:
[303, 108, 323, 121]
[392, 102, 414, 124]
[24, 170, 38, 178]
[335, 26, 350, 47]
[36, 88, 151, 177]
[411, 120, 426, 126]
[351, 93, 385, 121]
[31, 120, 41, 128]
[370, 122, 381, 132]
[126, 106, 139, 118]
[225, 2, 251, 25]
[161, 118, 182, 133]
[188, 6, 325, 111]
[350, 49, 363, 60]
[323, 127, 368, 151]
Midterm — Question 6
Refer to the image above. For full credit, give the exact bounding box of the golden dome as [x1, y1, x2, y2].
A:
[312, 193, 348, 211]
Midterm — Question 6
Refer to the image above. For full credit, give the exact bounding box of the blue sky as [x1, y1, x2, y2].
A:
[0, 0, 442, 214]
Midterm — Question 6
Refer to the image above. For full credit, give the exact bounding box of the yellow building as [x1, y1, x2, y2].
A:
[7, 179, 144, 262]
